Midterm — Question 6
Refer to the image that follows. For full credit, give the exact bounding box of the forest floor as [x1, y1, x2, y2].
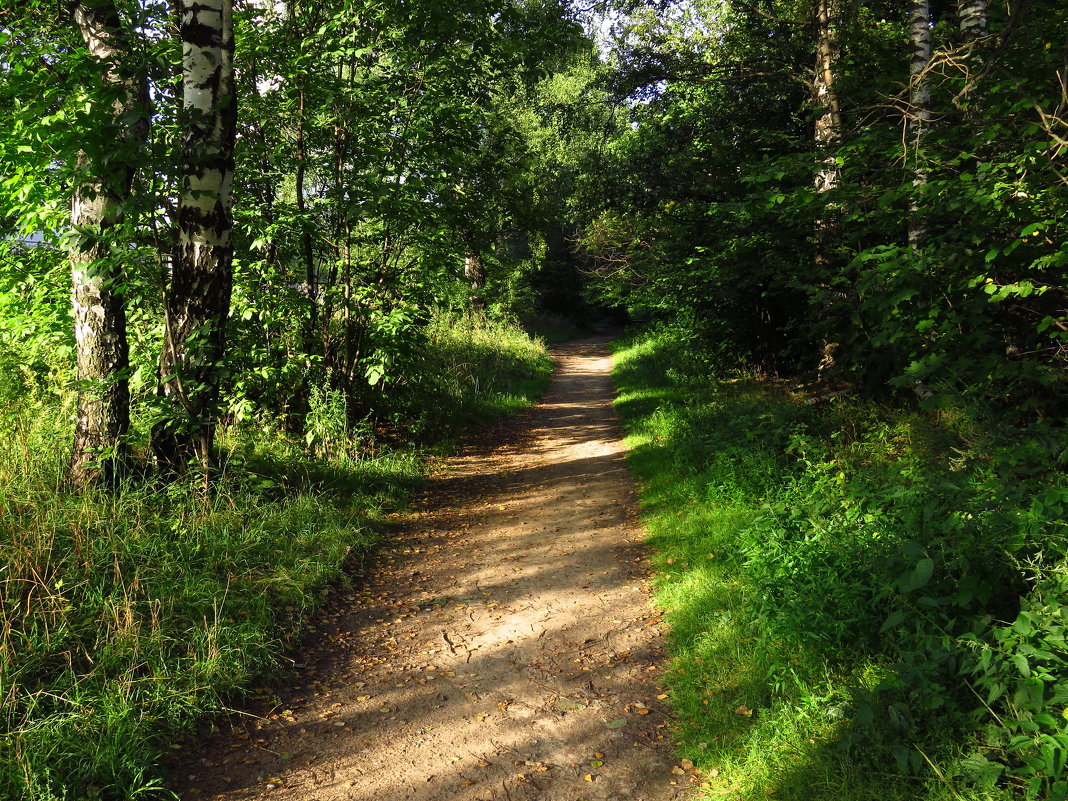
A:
[172, 333, 692, 801]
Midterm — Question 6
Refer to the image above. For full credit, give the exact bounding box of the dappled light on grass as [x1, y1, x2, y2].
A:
[612, 326, 1055, 801]
[0, 417, 408, 800]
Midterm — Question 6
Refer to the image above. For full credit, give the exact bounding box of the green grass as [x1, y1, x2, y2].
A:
[612, 325, 1068, 801]
[0, 419, 411, 801]
[0, 313, 552, 800]
[396, 310, 555, 437]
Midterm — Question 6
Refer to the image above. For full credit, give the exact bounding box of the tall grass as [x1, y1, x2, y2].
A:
[395, 310, 554, 436]
[0, 312, 552, 800]
[613, 325, 1068, 801]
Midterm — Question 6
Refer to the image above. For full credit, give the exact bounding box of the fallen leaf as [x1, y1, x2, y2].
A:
[583, 774, 593, 782]
[556, 698, 587, 712]
[671, 766, 686, 775]
[680, 759, 694, 770]
[589, 760, 603, 768]
[605, 718, 627, 729]
[733, 705, 753, 717]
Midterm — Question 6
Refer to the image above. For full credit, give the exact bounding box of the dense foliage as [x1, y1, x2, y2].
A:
[587, 0, 1068, 404]
[588, 1, 1068, 798]
[0, 0, 596, 479]
[4, 0, 1068, 797]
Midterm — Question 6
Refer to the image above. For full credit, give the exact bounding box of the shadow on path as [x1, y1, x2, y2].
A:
[171, 334, 690, 801]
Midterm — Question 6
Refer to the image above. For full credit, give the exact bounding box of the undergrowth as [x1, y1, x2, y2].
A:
[612, 324, 1068, 801]
[0, 312, 552, 800]
[394, 311, 554, 437]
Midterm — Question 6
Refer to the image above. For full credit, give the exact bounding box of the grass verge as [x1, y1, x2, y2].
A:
[0, 313, 552, 801]
[613, 325, 1068, 801]
[395, 311, 555, 438]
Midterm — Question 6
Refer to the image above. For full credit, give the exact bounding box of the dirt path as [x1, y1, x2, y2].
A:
[174, 335, 691, 801]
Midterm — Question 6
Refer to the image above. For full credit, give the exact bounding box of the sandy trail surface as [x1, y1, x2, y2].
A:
[174, 334, 690, 801]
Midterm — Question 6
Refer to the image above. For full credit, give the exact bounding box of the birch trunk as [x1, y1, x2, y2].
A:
[463, 232, 486, 311]
[958, 0, 987, 42]
[295, 87, 319, 359]
[69, 1, 148, 488]
[813, 0, 842, 271]
[908, 0, 932, 250]
[153, 0, 236, 478]
[957, 0, 987, 107]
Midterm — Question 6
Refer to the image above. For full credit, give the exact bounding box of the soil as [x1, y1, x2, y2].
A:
[172, 334, 692, 801]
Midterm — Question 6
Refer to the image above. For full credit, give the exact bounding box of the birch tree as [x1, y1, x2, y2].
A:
[812, 0, 841, 272]
[956, 0, 986, 107]
[463, 236, 487, 310]
[152, 0, 236, 478]
[958, 0, 987, 42]
[907, 0, 932, 250]
[68, 0, 149, 488]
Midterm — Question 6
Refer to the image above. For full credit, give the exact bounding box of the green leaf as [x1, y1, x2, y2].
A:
[880, 610, 906, 633]
[1015, 653, 1032, 678]
[960, 752, 1005, 789]
[901, 558, 935, 593]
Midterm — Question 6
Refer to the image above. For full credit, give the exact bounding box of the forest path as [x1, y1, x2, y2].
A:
[174, 334, 690, 801]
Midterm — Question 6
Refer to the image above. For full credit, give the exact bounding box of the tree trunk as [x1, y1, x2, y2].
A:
[958, 0, 987, 41]
[463, 232, 486, 311]
[956, 0, 987, 108]
[908, 0, 932, 250]
[153, 0, 236, 480]
[813, 0, 842, 271]
[68, 1, 149, 489]
[295, 87, 319, 359]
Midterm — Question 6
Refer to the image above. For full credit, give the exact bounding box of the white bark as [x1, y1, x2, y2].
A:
[69, 0, 148, 487]
[813, 0, 842, 269]
[908, 0, 932, 250]
[154, 0, 236, 476]
[958, 0, 987, 42]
